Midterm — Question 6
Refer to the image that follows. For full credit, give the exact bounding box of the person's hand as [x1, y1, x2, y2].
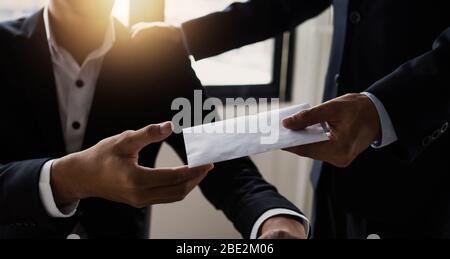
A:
[283, 93, 381, 168]
[131, 22, 183, 44]
[51, 122, 214, 208]
[259, 216, 308, 239]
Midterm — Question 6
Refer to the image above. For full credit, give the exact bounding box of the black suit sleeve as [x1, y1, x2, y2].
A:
[182, 0, 331, 60]
[367, 27, 450, 162]
[0, 159, 76, 233]
[0, 159, 49, 226]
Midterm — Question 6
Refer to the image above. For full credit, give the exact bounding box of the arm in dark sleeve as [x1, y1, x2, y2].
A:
[0, 159, 49, 225]
[367, 27, 450, 162]
[182, 0, 331, 60]
[0, 159, 76, 235]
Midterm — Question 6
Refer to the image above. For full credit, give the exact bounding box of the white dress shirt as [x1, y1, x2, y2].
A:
[38, 6, 309, 238]
[361, 92, 398, 148]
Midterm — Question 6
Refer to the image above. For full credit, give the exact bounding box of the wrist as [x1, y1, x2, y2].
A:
[51, 153, 88, 206]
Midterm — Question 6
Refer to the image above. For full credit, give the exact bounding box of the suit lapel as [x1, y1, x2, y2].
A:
[15, 10, 66, 155]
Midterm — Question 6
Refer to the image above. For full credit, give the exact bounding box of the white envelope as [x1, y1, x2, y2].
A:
[183, 104, 329, 167]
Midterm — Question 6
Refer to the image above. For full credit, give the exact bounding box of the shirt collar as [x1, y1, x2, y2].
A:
[43, 5, 116, 66]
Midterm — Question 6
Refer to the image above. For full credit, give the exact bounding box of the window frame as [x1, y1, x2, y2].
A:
[129, 0, 296, 101]
[203, 32, 296, 102]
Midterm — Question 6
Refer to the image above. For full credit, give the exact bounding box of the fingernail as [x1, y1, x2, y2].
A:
[282, 117, 292, 128]
[160, 122, 173, 134]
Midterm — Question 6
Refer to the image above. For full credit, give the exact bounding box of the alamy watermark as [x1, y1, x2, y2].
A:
[171, 90, 281, 144]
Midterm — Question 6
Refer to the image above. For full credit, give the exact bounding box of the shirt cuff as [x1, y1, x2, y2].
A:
[361, 92, 399, 148]
[250, 208, 310, 239]
[38, 159, 79, 218]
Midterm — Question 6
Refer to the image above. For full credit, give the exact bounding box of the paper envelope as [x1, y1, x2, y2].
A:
[183, 104, 329, 167]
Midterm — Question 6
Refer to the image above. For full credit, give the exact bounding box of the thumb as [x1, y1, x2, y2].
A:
[283, 103, 335, 130]
[120, 122, 173, 153]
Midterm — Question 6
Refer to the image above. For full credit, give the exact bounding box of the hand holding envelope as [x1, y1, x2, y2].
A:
[282, 94, 382, 168]
[183, 104, 330, 167]
[183, 93, 381, 169]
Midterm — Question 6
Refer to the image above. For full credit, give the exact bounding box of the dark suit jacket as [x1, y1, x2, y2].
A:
[182, 0, 450, 238]
[0, 10, 303, 239]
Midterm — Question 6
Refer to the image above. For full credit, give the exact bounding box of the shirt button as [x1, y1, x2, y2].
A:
[349, 11, 362, 24]
[441, 122, 449, 133]
[72, 121, 81, 130]
[367, 234, 381, 239]
[76, 79, 84, 88]
[67, 234, 81, 239]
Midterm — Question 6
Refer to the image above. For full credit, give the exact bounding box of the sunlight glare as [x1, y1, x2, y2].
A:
[112, 0, 129, 26]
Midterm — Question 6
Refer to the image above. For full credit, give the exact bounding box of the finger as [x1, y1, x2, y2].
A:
[137, 164, 214, 188]
[283, 102, 336, 130]
[131, 22, 163, 37]
[131, 22, 146, 36]
[132, 22, 177, 39]
[120, 122, 173, 153]
[142, 172, 208, 205]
